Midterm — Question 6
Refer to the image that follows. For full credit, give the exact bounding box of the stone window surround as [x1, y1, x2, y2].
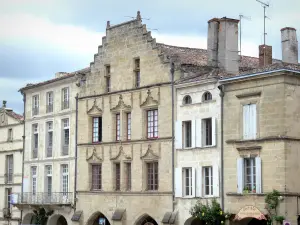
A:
[110, 158, 132, 192]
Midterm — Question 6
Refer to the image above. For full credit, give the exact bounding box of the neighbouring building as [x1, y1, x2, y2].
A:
[14, 68, 89, 225]
[220, 27, 300, 225]
[0, 101, 23, 225]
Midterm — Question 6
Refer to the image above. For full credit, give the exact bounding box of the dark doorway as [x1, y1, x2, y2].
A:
[57, 215, 68, 225]
[92, 213, 111, 225]
[137, 215, 158, 225]
[248, 218, 267, 225]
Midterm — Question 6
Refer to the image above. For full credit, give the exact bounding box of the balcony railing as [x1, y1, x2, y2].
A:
[46, 104, 53, 113]
[32, 107, 39, 116]
[12, 192, 73, 205]
[61, 101, 69, 110]
[46, 146, 52, 157]
[62, 145, 69, 156]
[2, 208, 11, 218]
[32, 148, 38, 158]
[4, 173, 13, 184]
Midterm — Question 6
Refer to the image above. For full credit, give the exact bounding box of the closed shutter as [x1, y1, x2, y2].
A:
[191, 167, 196, 197]
[196, 119, 202, 148]
[249, 104, 257, 139]
[191, 120, 196, 148]
[175, 121, 182, 149]
[196, 167, 202, 197]
[175, 168, 182, 197]
[212, 117, 217, 146]
[243, 105, 249, 139]
[213, 164, 219, 197]
[237, 158, 244, 193]
[255, 157, 262, 193]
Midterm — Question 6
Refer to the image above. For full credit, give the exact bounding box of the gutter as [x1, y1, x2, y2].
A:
[218, 85, 225, 210]
[74, 94, 79, 211]
[20, 93, 26, 224]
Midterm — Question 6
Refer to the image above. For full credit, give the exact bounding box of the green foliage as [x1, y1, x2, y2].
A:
[190, 199, 231, 225]
[274, 216, 285, 223]
[31, 208, 54, 225]
[265, 190, 285, 225]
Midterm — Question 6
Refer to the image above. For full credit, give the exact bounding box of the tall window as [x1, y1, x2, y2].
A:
[203, 166, 213, 196]
[183, 121, 192, 148]
[5, 188, 12, 209]
[32, 124, 38, 158]
[61, 87, 69, 110]
[32, 95, 39, 116]
[243, 104, 257, 139]
[203, 118, 212, 146]
[31, 166, 37, 195]
[116, 114, 120, 141]
[182, 168, 192, 197]
[244, 158, 256, 191]
[203, 92, 212, 101]
[125, 163, 131, 191]
[147, 162, 158, 190]
[91, 164, 102, 190]
[7, 128, 13, 141]
[61, 165, 68, 195]
[46, 122, 53, 157]
[115, 163, 121, 191]
[127, 113, 131, 140]
[147, 109, 158, 139]
[45, 165, 52, 197]
[106, 65, 111, 92]
[134, 58, 140, 88]
[62, 119, 69, 156]
[46, 91, 54, 113]
[6, 155, 13, 184]
[92, 117, 102, 142]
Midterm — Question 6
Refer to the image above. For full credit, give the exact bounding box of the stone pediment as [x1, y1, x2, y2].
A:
[110, 146, 132, 160]
[87, 99, 103, 116]
[140, 89, 159, 108]
[141, 144, 159, 160]
[111, 95, 131, 113]
[86, 147, 103, 162]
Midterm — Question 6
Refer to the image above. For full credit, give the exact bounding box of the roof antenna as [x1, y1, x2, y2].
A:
[256, 0, 270, 66]
[239, 14, 251, 57]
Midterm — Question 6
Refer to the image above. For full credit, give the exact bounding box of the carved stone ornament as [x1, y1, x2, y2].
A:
[110, 146, 132, 160]
[140, 144, 159, 160]
[86, 147, 102, 162]
[111, 95, 131, 112]
[87, 99, 103, 116]
[140, 89, 159, 108]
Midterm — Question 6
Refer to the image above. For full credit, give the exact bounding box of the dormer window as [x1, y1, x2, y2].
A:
[203, 92, 212, 101]
[134, 58, 140, 88]
[183, 95, 192, 105]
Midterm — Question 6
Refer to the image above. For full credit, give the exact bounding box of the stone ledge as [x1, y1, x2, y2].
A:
[77, 191, 172, 196]
[236, 146, 262, 151]
[236, 91, 261, 98]
[227, 192, 300, 197]
[226, 136, 300, 144]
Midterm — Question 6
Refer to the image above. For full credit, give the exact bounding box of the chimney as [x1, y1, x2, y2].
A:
[281, 27, 298, 64]
[55, 72, 68, 78]
[259, 45, 272, 66]
[207, 18, 219, 67]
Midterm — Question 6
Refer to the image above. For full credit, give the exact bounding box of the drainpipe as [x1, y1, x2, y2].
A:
[74, 94, 78, 211]
[218, 85, 225, 210]
[170, 62, 175, 212]
[20, 93, 26, 224]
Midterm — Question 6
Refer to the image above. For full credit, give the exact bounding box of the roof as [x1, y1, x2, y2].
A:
[7, 110, 24, 121]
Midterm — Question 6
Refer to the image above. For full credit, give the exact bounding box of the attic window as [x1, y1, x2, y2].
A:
[183, 95, 192, 105]
[203, 92, 212, 101]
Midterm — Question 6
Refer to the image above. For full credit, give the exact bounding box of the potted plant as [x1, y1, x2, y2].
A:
[252, 186, 256, 193]
[243, 187, 249, 194]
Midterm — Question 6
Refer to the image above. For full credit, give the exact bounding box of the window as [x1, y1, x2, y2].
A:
[183, 95, 192, 105]
[244, 158, 256, 191]
[6, 155, 13, 184]
[31, 166, 37, 195]
[134, 58, 140, 87]
[126, 113, 131, 140]
[147, 109, 158, 139]
[203, 166, 213, 196]
[7, 128, 12, 141]
[183, 121, 192, 148]
[115, 163, 121, 191]
[32, 124, 38, 158]
[92, 117, 102, 142]
[45, 165, 52, 197]
[182, 168, 192, 197]
[92, 164, 102, 190]
[61, 87, 69, 110]
[147, 162, 158, 190]
[203, 92, 212, 101]
[243, 104, 257, 139]
[203, 118, 212, 146]
[62, 119, 69, 156]
[125, 163, 131, 191]
[5, 188, 12, 209]
[116, 114, 120, 141]
[46, 91, 54, 113]
[46, 122, 53, 157]
[32, 95, 39, 116]
[106, 65, 111, 92]
[61, 165, 68, 195]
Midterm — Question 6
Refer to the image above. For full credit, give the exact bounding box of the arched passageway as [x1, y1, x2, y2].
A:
[48, 214, 68, 225]
[86, 212, 111, 225]
[247, 218, 268, 225]
[135, 214, 158, 225]
[184, 217, 204, 225]
[22, 213, 34, 224]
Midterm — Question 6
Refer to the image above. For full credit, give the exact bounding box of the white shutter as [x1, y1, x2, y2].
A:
[192, 167, 196, 197]
[175, 121, 182, 149]
[196, 167, 202, 197]
[191, 120, 196, 148]
[237, 158, 244, 193]
[196, 119, 202, 148]
[212, 117, 217, 146]
[243, 105, 249, 139]
[255, 157, 262, 193]
[213, 164, 219, 197]
[175, 168, 182, 197]
[249, 104, 257, 139]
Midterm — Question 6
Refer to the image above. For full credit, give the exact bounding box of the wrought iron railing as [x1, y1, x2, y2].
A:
[4, 173, 13, 184]
[32, 148, 38, 158]
[46, 146, 52, 157]
[62, 145, 69, 156]
[32, 107, 39, 116]
[12, 192, 73, 205]
[46, 104, 53, 113]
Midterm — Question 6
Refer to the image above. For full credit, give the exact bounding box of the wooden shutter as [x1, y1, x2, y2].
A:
[243, 105, 249, 139]
[255, 157, 262, 193]
[196, 167, 202, 197]
[213, 164, 219, 197]
[175, 121, 182, 149]
[191, 167, 196, 197]
[249, 104, 257, 139]
[191, 120, 196, 148]
[237, 158, 244, 193]
[212, 117, 217, 146]
[175, 168, 182, 197]
[196, 119, 202, 148]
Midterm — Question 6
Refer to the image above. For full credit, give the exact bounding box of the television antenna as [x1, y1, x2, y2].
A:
[125, 16, 150, 20]
[239, 14, 251, 56]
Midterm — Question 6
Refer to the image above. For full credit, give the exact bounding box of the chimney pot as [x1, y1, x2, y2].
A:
[281, 27, 298, 64]
[259, 45, 272, 67]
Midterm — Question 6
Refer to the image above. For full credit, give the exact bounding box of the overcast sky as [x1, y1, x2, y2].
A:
[1, 0, 299, 113]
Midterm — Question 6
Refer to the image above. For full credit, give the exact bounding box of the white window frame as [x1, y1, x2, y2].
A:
[203, 166, 213, 197]
[62, 87, 70, 109]
[183, 121, 192, 148]
[32, 124, 38, 158]
[61, 164, 69, 195]
[31, 166, 37, 195]
[62, 118, 70, 155]
[202, 118, 212, 146]
[8, 128, 13, 141]
[243, 103, 257, 139]
[244, 158, 256, 191]
[6, 155, 13, 183]
[45, 165, 52, 195]
[182, 167, 192, 197]
[46, 91, 54, 112]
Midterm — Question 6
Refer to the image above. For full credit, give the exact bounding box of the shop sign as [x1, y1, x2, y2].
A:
[234, 205, 267, 221]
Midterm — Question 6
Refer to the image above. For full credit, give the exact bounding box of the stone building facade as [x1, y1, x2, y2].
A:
[0, 101, 23, 225]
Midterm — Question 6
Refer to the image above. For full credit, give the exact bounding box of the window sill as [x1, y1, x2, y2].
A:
[226, 136, 300, 144]
[226, 192, 264, 196]
[178, 145, 217, 150]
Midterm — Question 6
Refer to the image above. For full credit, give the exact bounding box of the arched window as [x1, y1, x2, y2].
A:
[183, 95, 192, 105]
[203, 92, 212, 101]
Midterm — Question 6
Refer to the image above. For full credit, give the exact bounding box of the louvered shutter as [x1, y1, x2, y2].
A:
[213, 164, 219, 197]
[212, 117, 217, 146]
[175, 121, 182, 149]
[175, 168, 182, 197]
[237, 158, 244, 193]
[196, 119, 202, 148]
[255, 157, 262, 193]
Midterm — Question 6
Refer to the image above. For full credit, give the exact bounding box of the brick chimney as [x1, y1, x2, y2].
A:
[281, 27, 298, 64]
[259, 45, 272, 67]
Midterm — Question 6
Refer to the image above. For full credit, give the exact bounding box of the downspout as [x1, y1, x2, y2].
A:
[218, 85, 225, 210]
[171, 62, 175, 212]
[74, 94, 78, 211]
[20, 93, 26, 224]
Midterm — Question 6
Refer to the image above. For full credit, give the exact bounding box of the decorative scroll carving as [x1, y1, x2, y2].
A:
[140, 144, 159, 160]
[110, 146, 132, 160]
[87, 99, 102, 116]
[111, 95, 131, 112]
[86, 147, 103, 162]
[140, 89, 159, 108]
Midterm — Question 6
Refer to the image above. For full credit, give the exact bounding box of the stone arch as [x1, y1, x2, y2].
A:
[22, 213, 35, 224]
[47, 214, 68, 225]
[184, 217, 204, 225]
[86, 211, 112, 225]
[135, 213, 158, 225]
